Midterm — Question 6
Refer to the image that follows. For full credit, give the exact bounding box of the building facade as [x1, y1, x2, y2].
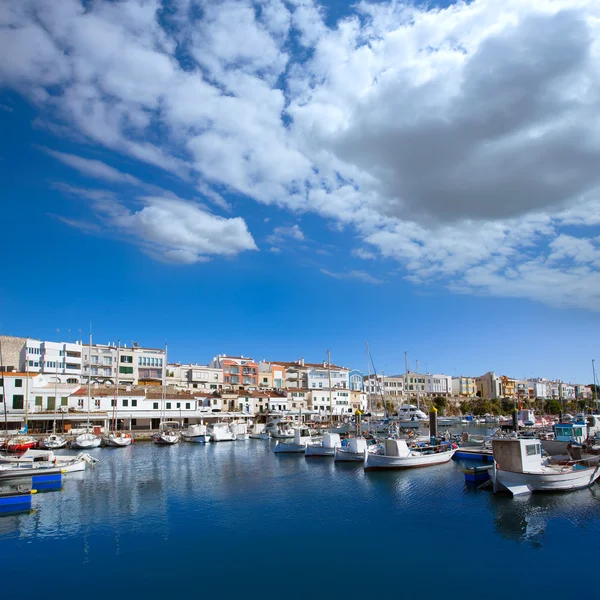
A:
[476, 372, 503, 399]
[167, 363, 223, 391]
[211, 355, 258, 389]
[452, 376, 477, 397]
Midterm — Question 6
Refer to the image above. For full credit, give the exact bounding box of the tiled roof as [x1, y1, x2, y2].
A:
[72, 386, 145, 397]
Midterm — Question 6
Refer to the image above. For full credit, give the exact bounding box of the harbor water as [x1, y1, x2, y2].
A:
[2, 437, 600, 598]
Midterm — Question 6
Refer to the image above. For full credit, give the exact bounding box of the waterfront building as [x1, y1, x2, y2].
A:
[286, 389, 309, 413]
[501, 376, 517, 398]
[0, 335, 84, 384]
[350, 390, 368, 412]
[272, 358, 349, 390]
[476, 372, 503, 399]
[166, 363, 223, 391]
[559, 382, 576, 400]
[423, 374, 453, 397]
[363, 374, 404, 398]
[308, 388, 353, 419]
[452, 376, 477, 397]
[348, 369, 364, 391]
[211, 355, 258, 389]
[258, 362, 286, 389]
[576, 384, 593, 400]
[528, 378, 551, 399]
[82, 342, 166, 386]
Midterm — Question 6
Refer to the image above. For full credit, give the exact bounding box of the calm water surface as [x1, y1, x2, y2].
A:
[2, 436, 600, 598]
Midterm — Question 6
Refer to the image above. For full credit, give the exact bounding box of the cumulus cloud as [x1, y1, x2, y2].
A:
[3, 0, 600, 308]
[266, 224, 305, 245]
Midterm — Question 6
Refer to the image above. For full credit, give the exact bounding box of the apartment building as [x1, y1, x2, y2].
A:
[211, 355, 258, 388]
[258, 362, 286, 389]
[166, 363, 223, 391]
[452, 376, 477, 397]
[309, 388, 353, 417]
[83, 342, 166, 386]
[476, 372, 503, 399]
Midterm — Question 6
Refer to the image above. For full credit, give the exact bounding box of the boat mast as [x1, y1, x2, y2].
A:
[161, 343, 168, 427]
[87, 330, 92, 431]
[416, 358, 420, 413]
[25, 345, 29, 431]
[593, 359, 598, 413]
[52, 359, 58, 435]
[327, 349, 333, 431]
[404, 351, 409, 412]
[366, 341, 371, 414]
[0, 336, 6, 433]
[113, 340, 120, 433]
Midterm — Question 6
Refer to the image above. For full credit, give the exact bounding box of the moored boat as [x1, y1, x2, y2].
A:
[6, 436, 37, 453]
[181, 423, 211, 443]
[491, 438, 600, 496]
[305, 432, 341, 457]
[209, 422, 236, 442]
[103, 432, 133, 447]
[364, 439, 456, 470]
[274, 427, 313, 453]
[153, 421, 181, 445]
[334, 437, 371, 462]
[72, 432, 102, 449]
[39, 434, 68, 450]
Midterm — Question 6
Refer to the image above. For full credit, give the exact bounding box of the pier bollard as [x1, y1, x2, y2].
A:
[512, 409, 519, 433]
[429, 407, 438, 446]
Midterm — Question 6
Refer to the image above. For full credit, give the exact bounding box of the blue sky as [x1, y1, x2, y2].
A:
[1, 0, 599, 383]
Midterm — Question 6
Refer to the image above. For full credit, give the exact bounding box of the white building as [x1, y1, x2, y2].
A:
[424, 374, 453, 397]
[476, 372, 503, 399]
[83, 342, 166, 386]
[166, 363, 223, 391]
[309, 389, 353, 418]
[22, 338, 84, 383]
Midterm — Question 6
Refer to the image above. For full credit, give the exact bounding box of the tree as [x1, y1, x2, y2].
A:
[433, 396, 447, 412]
[545, 399, 562, 415]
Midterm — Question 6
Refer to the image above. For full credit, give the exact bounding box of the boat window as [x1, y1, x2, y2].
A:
[525, 444, 538, 456]
[574, 428, 583, 437]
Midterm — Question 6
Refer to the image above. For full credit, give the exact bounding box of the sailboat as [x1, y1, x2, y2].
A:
[306, 350, 341, 457]
[152, 343, 179, 445]
[103, 342, 132, 447]
[40, 361, 67, 449]
[72, 331, 101, 449]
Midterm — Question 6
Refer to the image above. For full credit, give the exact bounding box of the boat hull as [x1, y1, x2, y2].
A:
[334, 448, 364, 462]
[39, 438, 68, 450]
[181, 434, 211, 443]
[249, 433, 270, 440]
[153, 434, 179, 445]
[274, 442, 307, 453]
[103, 436, 132, 447]
[492, 464, 600, 495]
[364, 448, 456, 470]
[71, 437, 102, 449]
[6, 440, 37, 453]
[305, 445, 336, 457]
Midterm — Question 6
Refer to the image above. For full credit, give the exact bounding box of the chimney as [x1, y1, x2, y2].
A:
[300, 358, 304, 367]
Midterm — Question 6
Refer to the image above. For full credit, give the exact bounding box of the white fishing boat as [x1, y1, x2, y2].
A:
[103, 432, 132, 447]
[181, 423, 211, 443]
[249, 424, 269, 439]
[39, 434, 68, 450]
[266, 418, 296, 439]
[364, 439, 456, 470]
[305, 432, 341, 457]
[274, 427, 313, 453]
[72, 431, 102, 449]
[209, 422, 236, 442]
[230, 422, 249, 440]
[334, 437, 372, 462]
[0, 449, 98, 476]
[398, 404, 428, 421]
[491, 438, 600, 496]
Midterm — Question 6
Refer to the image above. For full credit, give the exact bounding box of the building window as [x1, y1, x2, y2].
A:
[91, 356, 99, 365]
[185, 403, 190, 409]
[111, 399, 116, 407]
[35, 396, 43, 406]
[132, 419, 137, 426]
[47, 396, 56, 410]
[121, 355, 133, 364]
[61, 397, 68, 406]
[153, 402, 159, 409]
[103, 357, 112, 366]
[15, 379, 22, 388]
[132, 399, 137, 407]
[123, 399, 128, 407]
[210, 384, 217, 389]
[12, 395, 24, 410]
[176, 402, 180, 409]
[166, 402, 171, 409]
[119, 366, 133, 374]
[67, 378, 77, 384]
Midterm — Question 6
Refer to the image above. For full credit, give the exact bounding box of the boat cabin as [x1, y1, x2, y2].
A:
[554, 423, 587, 444]
[347, 438, 368, 453]
[518, 409, 535, 426]
[293, 428, 312, 444]
[322, 433, 341, 449]
[384, 439, 411, 458]
[492, 439, 543, 473]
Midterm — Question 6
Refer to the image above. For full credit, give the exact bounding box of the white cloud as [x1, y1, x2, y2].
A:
[266, 224, 305, 245]
[3, 0, 600, 308]
[42, 148, 142, 185]
[320, 268, 384, 285]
